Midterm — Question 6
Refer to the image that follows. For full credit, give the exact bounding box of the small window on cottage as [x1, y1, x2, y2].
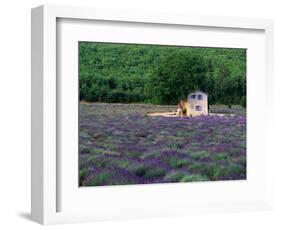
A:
[198, 94, 203, 100]
[195, 105, 201, 111]
[191, 94, 196, 99]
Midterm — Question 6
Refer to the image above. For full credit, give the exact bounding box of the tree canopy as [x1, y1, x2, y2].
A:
[79, 42, 246, 106]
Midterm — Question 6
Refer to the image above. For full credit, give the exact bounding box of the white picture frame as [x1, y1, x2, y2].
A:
[31, 4, 274, 225]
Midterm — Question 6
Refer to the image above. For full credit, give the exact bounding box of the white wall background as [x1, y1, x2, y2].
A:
[0, 0, 280, 229]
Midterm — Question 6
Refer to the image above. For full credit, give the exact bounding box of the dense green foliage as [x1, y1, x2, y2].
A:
[79, 42, 246, 105]
[240, 96, 246, 108]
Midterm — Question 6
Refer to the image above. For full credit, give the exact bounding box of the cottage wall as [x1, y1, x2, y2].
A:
[186, 92, 208, 116]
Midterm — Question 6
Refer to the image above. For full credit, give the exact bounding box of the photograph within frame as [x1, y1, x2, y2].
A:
[78, 42, 247, 187]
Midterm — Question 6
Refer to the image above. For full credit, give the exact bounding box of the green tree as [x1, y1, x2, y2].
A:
[147, 52, 208, 104]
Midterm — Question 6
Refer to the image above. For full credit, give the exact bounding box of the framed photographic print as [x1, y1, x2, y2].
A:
[31, 5, 274, 225]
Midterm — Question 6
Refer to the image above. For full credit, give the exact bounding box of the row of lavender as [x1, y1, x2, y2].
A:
[79, 103, 246, 186]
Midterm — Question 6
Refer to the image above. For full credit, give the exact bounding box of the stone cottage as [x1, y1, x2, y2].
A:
[186, 91, 208, 116]
[176, 90, 208, 117]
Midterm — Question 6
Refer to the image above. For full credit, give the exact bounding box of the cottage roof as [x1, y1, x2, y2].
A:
[188, 90, 208, 96]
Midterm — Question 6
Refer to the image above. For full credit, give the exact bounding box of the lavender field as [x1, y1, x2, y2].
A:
[79, 103, 246, 186]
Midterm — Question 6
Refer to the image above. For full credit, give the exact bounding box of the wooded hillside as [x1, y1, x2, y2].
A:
[79, 42, 246, 106]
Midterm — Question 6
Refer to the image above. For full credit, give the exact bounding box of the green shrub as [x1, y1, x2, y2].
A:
[214, 153, 229, 161]
[166, 158, 189, 169]
[164, 171, 185, 182]
[188, 162, 205, 172]
[144, 168, 166, 179]
[133, 165, 166, 179]
[79, 145, 91, 154]
[204, 164, 229, 180]
[190, 151, 210, 161]
[134, 166, 147, 177]
[79, 169, 88, 185]
[88, 172, 111, 186]
[167, 142, 183, 149]
[228, 163, 246, 176]
[180, 174, 209, 182]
